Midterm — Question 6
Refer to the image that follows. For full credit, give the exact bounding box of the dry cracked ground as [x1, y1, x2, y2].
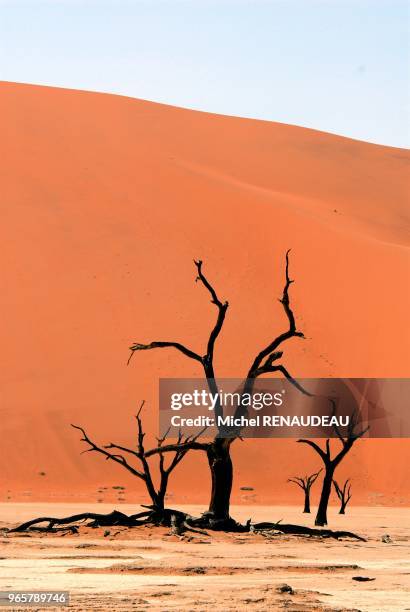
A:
[0, 504, 409, 611]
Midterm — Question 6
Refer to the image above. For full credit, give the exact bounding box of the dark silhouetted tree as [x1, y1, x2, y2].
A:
[333, 479, 352, 514]
[288, 469, 322, 513]
[10, 257, 368, 542]
[71, 401, 204, 517]
[128, 252, 310, 527]
[298, 406, 368, 526]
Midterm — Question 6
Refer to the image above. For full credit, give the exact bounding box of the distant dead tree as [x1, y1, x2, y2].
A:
[128, 252, 311, 528]
[298, 404, 368, 526]
[288, 469, 322, 513]
[333, 479, 352, 514]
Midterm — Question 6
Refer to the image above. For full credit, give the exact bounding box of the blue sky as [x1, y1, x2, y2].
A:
[0, 0, 408, 147]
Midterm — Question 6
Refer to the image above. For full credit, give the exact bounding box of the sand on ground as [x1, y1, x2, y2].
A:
[0, 503, 409, 611]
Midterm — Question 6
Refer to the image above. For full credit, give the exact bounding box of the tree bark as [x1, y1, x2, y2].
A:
[303, 491, 310, 513]
[206, 439, 233, 520]
[315, 468, 333, 526]
[154, 492, 165, 512]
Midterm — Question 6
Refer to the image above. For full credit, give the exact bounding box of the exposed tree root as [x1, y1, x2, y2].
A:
[252, 522, 366, 541]
[8, 509, 366, 541]
[9, 511, 143, 533]
[169, 514, 209, 537]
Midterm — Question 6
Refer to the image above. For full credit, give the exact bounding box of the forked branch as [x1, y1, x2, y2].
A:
[238, 250, 311, 408]
[71, 424, 145, 479]
[298, 400, 370, 469]
[298, 402, 368, 526]
[288, 469, 322, 513]
[128, 254, 311, 437]
[288, 469, 322, 492]
[333, 478, 352, 514]
[247, 250, 305, 379]
[194, 259, 228, 370]
[71, 401, 202, 510]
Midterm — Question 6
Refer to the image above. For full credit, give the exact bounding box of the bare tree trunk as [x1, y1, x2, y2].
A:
[154, 491, 165, 512]
[303, 491, 310, 513]
[206, 439, 233, 520]
[315, 468, 333, 526]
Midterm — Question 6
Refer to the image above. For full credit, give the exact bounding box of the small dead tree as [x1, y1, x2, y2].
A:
[333, 479, 352, 514]
[71, 401, 203, 520]
[10, 402, 207, 533]
[288, 469, 322, 513]
[298, 406, 368, 526]
[128, 252, 311, 527]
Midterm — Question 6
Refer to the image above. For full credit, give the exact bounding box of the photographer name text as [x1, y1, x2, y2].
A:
[170, 414, 350, 428]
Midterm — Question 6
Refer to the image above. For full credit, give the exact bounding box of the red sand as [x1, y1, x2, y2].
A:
[0, 82, 409, 506]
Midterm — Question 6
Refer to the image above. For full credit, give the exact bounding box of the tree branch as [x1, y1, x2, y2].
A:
[288, 468, 322, 492]
[144, 427, 210, 458]
[127, 261, 228, 425]
[104, 442, 141, 459]
[71, 401, 198, 509]
[194, 259, 228, 369]
[134, 402, 158, 501]
[128, 341, 202, 366]
[247, 250, 305, 380]
[297, 439, 328, 463]
[333, 478, 352, 508]
[71, 424, 145, 479]
[254, 363, 312, 396]
[288, 477, 306, 490]
[307, 469, 322, 487]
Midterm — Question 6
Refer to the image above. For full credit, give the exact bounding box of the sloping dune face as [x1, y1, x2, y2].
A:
[1, 82, 409, 505]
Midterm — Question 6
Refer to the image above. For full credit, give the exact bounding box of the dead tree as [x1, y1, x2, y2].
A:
[10, 402, 209, 533]
[288, 470, 322, 513]
[333, 479, 352, 514]
[298, 407, 368, 526]
[10, 397, 366, 540]
[71, 401, 204, 520]
[8, 255, 367, 542]
[128, 251, 310, 527]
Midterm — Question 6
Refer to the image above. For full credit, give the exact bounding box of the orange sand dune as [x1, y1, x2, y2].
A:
[0, 82, 409, 507]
